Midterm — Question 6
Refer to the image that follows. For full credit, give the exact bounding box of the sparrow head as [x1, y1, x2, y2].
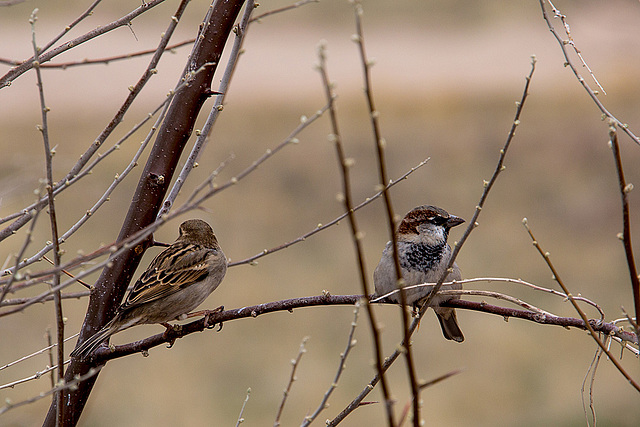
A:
[397, 205, 464, 243]
[177, 219, 219, 248]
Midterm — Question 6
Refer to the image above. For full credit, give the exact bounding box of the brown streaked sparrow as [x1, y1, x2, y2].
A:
[70, 219, 227, 359]
[374, 205, 465, 342]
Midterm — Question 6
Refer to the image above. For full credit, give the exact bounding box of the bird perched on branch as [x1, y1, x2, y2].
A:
[374, 205, 465, 342]
[70, 219, 227, 359]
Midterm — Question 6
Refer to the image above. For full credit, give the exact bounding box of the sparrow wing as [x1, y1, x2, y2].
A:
[119, 242, 212, 311]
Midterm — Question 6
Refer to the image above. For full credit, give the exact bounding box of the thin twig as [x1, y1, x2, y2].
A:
[0, 218, 171, 317]
[0, 0, 186, 242]
[539, 0, 640, 146]
[0, 97, 320, 312]
[581, 345, 602, 427]
[302, 303, 361, 426]
[274, 337, 309, 427]
[607, 125, 640, 338]
[372, 276, 604, 319]
[0, 39, 196, 68]
[0, 333, 78, 374]
[546, 0, 606, 95]
[523, 219, 640, 392]
[332, 58, 538, 425]
[3, 59, 215, 276]
[30, 11, 65, 423]
[0, 366, 100, 415]
[351, 4, 419, 424]
[1, 157, 425, 314]
[160, 0, 256, 218]
[420, 56, 537, 315]
[181, 103, 330, 213]
[250, 0, 318, 22]
[317, 40, 395, 427]
[419, 369, 463, 391]
[230, 158, 428, 267]
[397, 370, 463, 426]
[620, 306, 639, 333]
[0, 95, 169, 228]
[0, 361, 69, 391]
[42, 256, 91, 289]
[46, 329, 55, 390]
[0, 205, 42, 304]
[0, 291, 90, 307]
[0, 0, 168, 88]
[235, 388, 251, 427]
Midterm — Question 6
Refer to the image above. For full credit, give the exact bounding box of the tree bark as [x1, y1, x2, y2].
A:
[43, 1, 245, 425]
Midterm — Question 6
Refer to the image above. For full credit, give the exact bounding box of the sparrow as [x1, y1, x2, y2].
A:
[374, 205, 465, 342]
[70, 219, 227, 359]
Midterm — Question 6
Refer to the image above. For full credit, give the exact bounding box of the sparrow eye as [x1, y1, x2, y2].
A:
[431, 216, 447, 225]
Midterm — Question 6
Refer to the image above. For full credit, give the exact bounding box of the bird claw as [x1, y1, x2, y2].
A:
[207, 321, 224, 331]
[203, 305, 224, 330]
[161, 322, 178, 348]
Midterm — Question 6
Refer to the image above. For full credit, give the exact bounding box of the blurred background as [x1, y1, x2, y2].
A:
[1, 0, 639, 425]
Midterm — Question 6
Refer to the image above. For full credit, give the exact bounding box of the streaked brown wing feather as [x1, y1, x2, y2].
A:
[120, 242, 211, 310]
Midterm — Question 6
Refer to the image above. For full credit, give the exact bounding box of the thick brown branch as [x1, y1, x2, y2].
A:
[42, 1, 246, 425]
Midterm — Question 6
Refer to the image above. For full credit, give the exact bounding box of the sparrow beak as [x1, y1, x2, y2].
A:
[446, 215, 465, 228]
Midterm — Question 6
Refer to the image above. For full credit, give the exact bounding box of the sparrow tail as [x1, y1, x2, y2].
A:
[436, 310, 465, 343]
[70, 320, 119, 359]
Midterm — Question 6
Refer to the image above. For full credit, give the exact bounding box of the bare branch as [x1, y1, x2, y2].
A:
[235, 388, 251, 427]
[160, 0, 256, 218]
[274, 337, 309, 427]
[29, 11, 65, 422]
[373, 276, 605, 319]
[539, 0, 640, 145]
[607, 125, 640, 337]
[0, 39, 195, 69]
[0, 367, 101, 416]
[250, 0, 318, 22]
[420, 56, 537, 314]
[20, 293, 622, 379]
[351, 3, 419, 424]
[0, 334, 78, 374]
[317, 39, 395, 426]
[44, 2, 247, 424]
[0, 0, 168, 88]
[230, 158, 428, 267]
[523, 219, 640, 392]
[333, 58, 538, 425]
[302, 303, 361, 426]
[0, 0, 183, 242]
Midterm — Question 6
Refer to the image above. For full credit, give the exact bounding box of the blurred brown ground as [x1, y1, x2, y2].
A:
[1, 1, 639, 426]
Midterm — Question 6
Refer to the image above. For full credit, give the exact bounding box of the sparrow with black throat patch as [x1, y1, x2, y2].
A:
[374, 205, 465, 342]
[70, 219, 227, 359]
